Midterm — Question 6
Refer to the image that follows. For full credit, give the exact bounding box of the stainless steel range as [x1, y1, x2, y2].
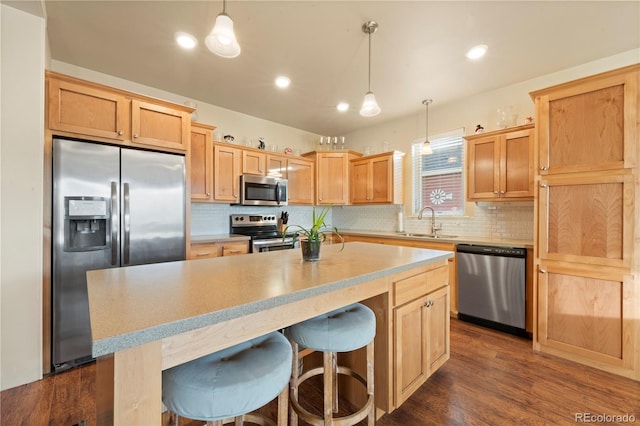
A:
[230, 214, 296, 253]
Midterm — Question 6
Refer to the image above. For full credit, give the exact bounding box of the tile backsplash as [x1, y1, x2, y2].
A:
[192, 202, 534, 241]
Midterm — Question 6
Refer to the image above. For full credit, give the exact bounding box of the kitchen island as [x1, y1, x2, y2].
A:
[87, 242, 454, 425]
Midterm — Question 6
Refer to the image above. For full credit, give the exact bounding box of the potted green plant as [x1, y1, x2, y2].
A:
[284, 206, 343, 261]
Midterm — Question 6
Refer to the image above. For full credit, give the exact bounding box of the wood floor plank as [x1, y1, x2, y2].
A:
[1, 320, 638, 425]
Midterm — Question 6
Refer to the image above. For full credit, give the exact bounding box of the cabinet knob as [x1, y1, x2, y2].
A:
[206, 192, 210, 196]
[500, 190, 505, 194]
[540, 165, 548, 171]
[118, 130, 124, 136]
[493, 191, 499, 195]
[133, 133, 139, 139]
[424, 300, 434, 307]
[539, 269, 547, 274]
[540, 183, 548, 188]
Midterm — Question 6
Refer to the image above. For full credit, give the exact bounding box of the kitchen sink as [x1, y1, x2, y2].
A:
[396, 233, 457, 239]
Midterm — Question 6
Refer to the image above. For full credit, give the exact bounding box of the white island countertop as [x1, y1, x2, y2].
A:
[87, 242, 453, 358]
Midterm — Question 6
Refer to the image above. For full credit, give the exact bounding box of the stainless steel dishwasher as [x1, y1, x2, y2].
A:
[457, 244, 526, 336]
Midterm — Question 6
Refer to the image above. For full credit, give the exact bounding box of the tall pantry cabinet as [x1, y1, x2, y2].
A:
[530, 64, 639, 380]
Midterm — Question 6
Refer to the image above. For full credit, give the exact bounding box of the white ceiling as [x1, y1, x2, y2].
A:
[6, 1, 640, 135]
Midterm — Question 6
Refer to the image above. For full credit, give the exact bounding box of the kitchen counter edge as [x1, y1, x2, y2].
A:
[340, 230, 533, 249]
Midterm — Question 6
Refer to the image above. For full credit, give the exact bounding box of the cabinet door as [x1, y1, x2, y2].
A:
[425, 286, 450, 375]
[317, 153, 349, 204]
[48, 78, 129, 141]
[394, 296, 428, 407]
[213, 145, 241, 202]
[287, 158, 314, 205]
[501, 128, 533, 198]
[538, 171, 632, 269]
[370, 155, 393, 203]
[350, 159, 371, 203]
[190, 124, 214, 201]
[538, 81, 629, 175]
[537, 263, 635, 372]
[131, 100, 189, 151]
[467, 135, 499, 200]
[266, 154, 287, 178]
[242, 150, 266, 175]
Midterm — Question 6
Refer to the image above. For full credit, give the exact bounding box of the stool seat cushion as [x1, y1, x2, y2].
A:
[162, 331, 292, 421]
[287, 303, 376, 352]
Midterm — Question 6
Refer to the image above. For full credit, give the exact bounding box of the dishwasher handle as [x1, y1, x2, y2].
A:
[456, 244, 526, 258]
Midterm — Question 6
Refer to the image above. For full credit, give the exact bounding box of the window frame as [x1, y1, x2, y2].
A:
[412, 128, 465, 217]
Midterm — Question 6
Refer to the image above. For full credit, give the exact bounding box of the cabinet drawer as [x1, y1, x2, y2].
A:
[221, 242, 249, 256]
[394, 266, 448, 306]
[189, 243, 220, 259]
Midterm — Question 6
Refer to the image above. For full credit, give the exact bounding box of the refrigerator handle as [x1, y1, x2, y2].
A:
[123, 182, 131, 265]
[110, 181, 118, 265]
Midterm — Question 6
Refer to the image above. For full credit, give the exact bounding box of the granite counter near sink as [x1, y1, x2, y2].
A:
[340, 230, 533, 249]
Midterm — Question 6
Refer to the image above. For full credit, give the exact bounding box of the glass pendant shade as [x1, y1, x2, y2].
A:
[422, 140, 433, 155]
[205, 13, 241, 58]
[360, 92, 381, 117]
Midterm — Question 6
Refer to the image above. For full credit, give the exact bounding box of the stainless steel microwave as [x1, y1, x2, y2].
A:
[239, 175, 288, 206]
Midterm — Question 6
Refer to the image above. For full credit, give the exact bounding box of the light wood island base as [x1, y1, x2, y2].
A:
[87, 242, 453, 425]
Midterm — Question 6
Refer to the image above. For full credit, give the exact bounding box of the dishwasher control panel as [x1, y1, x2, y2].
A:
[456, 244, 525, 257]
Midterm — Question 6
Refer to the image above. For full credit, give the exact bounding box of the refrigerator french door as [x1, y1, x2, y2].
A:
[52, 138, 186, 371]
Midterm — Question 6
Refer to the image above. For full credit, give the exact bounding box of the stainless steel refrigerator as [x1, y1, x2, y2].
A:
[52, 138, 186, 371]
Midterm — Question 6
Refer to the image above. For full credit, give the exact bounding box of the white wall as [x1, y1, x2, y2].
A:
[1, 4, 46, 390]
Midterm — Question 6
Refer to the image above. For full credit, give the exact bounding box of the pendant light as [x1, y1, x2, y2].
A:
[205, 0, 241, 58]
[422, 99, 433, 155]
[360, 21, 381, 117]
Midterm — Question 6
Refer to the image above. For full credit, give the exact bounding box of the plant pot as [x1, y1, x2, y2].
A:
[300, 239, 321, 262]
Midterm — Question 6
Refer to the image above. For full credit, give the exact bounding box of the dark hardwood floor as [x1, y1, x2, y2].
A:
[2, 319, 638, 425]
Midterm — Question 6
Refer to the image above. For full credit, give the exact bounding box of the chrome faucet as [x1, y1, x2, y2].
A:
[418, 206, 441, 236]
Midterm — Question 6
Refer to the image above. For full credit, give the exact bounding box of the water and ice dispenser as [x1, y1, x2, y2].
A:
[64, 197, 110, 251]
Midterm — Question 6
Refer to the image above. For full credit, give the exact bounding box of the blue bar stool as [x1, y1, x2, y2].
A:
[287, 303, 376, 425]
[163, 331, 292, 426]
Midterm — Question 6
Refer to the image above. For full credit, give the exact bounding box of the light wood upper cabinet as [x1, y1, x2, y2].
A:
[531, 64, 639, 380]
[48, 77, 129, 141]
[46, 72, 192, 153]
[304, 150, 362, 205]
[131, 100, 189, 151]
[465, 124, 534, 200]
[213, 143, 242, 203]
[287, 157, 315, 205]
[190, 123, 215, 202]
[242, 150, 266, 175]
[350, 152, 403, 204]
[266, 154, 287, 177]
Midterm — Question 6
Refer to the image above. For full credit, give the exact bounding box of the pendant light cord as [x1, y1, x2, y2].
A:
[367, 31, 372, 92]
[222, 0, 227, 14]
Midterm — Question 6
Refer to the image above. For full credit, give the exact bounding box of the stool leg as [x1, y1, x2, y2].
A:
[331, 352, 338, 414]
[323, 351, 333, 424]
[277, 381, 289, 426]
[367, 340, 375, 426]
[289, 340, 300, 426]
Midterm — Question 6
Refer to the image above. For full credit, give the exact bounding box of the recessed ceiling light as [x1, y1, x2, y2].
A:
[336, 102, 350, 112]
[175, 32, 197, 49]
[275, 76, 291, 89]
[466, 44, 488, 60]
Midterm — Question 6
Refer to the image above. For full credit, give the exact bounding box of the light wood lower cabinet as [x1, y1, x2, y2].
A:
[188, 240, 249, 260]
[394, 278, 449, 407]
